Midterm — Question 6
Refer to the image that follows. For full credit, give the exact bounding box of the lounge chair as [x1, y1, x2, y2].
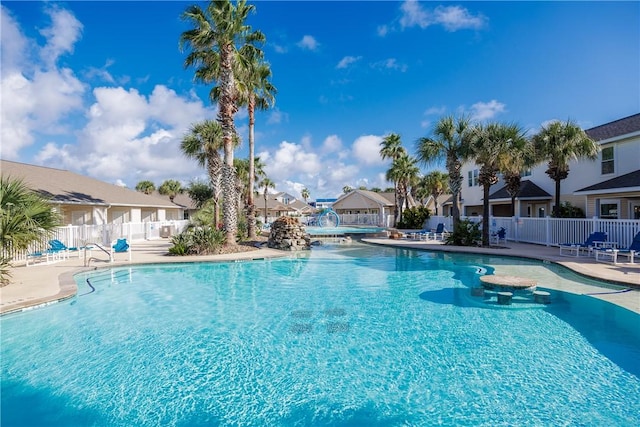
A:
[48, 239, 79, 259]
[594, 231, 640, 264]
[559, 231, 607, 257]
[428, 223, 450, 241]
[110, 238, 131, 262]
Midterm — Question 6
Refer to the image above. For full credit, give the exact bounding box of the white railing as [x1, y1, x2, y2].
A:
[9, 220, 190, 265]
[426, 216, 640, 248]
[338, 214, 381, 226]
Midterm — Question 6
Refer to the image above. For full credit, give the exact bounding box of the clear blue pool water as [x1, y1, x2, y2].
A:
[2, 243, 640, 426]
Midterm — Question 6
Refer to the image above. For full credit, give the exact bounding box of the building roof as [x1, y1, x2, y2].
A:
[585, 113, 640, 141]
[1, 160, 177, 208]
[574, 169, 640, 194]
[489, 180, 552, 201]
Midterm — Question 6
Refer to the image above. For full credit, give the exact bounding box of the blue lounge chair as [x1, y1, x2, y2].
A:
[48, 239, 79, 259]
[427, 223, 450, 241]
[559, 231, 607, 257]
[594, 231, 640, 264]
[110, 238, 131, 262]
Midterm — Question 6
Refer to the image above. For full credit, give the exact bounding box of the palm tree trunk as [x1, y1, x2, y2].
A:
[247, 97, 257, 239]
[554, 179, 561, 218]
[482, 184, 490, 246]
[219, 43, 237, 245]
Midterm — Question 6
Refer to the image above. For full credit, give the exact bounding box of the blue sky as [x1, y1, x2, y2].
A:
[1, 1, 638, 200]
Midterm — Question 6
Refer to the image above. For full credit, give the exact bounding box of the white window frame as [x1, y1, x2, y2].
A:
[599, 198, 619, 219]
[601, 146, 614, 175]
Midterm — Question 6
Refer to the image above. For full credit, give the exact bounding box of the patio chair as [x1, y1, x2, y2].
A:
[490, 227, 507, 245]
[110, 238, 131, 262]
[559, 231, 607, 257]
[594, 231, 640, 264]
[428, 223, 450, 241]
[48, 239, 79, 259]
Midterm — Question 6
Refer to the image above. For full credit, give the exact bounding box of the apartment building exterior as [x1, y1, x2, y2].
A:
[460, 113, 640, 219]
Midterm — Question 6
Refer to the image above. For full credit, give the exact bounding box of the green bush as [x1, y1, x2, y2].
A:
[445, 219, 481, 246]
[555, 202, 585, 218]
[397, 206, 431, 229]
[168, 226, 225, 255]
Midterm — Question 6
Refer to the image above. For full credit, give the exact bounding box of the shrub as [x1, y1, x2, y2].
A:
[168, 226, 225, 256]
[445, 219, 481, 246]
[555, 202, 585, 218]
[397, 206, 431, 229]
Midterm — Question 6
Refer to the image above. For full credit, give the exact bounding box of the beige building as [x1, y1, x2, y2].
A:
[1, 160, 182, 225]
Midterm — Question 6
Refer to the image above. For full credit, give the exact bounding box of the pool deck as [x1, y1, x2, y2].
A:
[1, 238, 639, 315]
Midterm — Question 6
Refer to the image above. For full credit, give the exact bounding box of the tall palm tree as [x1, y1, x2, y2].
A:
[532, 119, 599, 217]
[135, 180, 156, 195]
[471, 122, 527, 246]
[180, 120, 226, 225]
[260, 177, 275, 224]
[342, 185, 353, 194]
[422, 171, 449, 215]
[416, 115, 473, 232]
[1, 177, 61, 284]
[301, 188, 310, 203]
[380, 133, 407, 225]
[180, 0, 265, 245]
[501, 137, 537, 216]
[386, 153, 419, 222]
[236, 53, 276, 239]
[159, 180, 183, 203]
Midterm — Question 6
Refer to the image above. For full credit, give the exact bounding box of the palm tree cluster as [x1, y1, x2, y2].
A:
[377, 115, 598, 247]
[180, 0, 276, 245]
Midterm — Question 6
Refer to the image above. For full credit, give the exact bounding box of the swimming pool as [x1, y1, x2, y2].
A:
[305, 226, 387, 236]
[2, 243, 639, 426]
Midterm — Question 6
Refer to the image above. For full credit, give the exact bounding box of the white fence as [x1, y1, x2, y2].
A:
[425, 216, 640, 248]
[9, 220, 190, 265]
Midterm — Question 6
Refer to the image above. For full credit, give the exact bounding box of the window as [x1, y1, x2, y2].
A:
[600, 202, 618, 219]
[467, 169, 479, 187]
[601, 146, 614, 174]
[520, 169, 532, 177]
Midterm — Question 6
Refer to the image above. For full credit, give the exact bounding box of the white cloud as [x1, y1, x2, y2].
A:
[263, 141, 322, 181]
[39, 6, 83, 67]
[322, 135, 342, 154]
[297, 35, 319, 51]
[0, 5, 85, 159]
[434, 5, 486, 32]
[371, 58, 408, 72]
[399, 0, 431, 29]
[336, 55, 362, 69]
[352, 135, 384, 166]
[398, 1, 486, 32]
[267, 108, 286, 125]
[377, 24, 389, 37]
[469, 100, 507, 121]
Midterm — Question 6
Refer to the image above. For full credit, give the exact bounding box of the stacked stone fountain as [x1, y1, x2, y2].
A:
[267, 217, 311, 251]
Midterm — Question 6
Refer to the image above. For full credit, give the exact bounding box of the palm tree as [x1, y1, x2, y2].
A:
[180, 120, 226, 225]
[1, 177, 61, 284]
[501, 137, 537, 217]
[237, 53, 276, 239]
[380, 133, 407, 225]
[342, 185, 353, 194]
[301, 188, 310, 203]
[422, 171, 449, 215]
[386, 153, 419, 222]
[532, 119, 599, 217]
[180, 0, 265, 245]
[159, 180, 183, 203]
[135, 180, 156, 195]
[260, 178, 275, 224]
[416, 115, 473, 232]
[470, 122, 527, 246]
[186, 180, 214, 209]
